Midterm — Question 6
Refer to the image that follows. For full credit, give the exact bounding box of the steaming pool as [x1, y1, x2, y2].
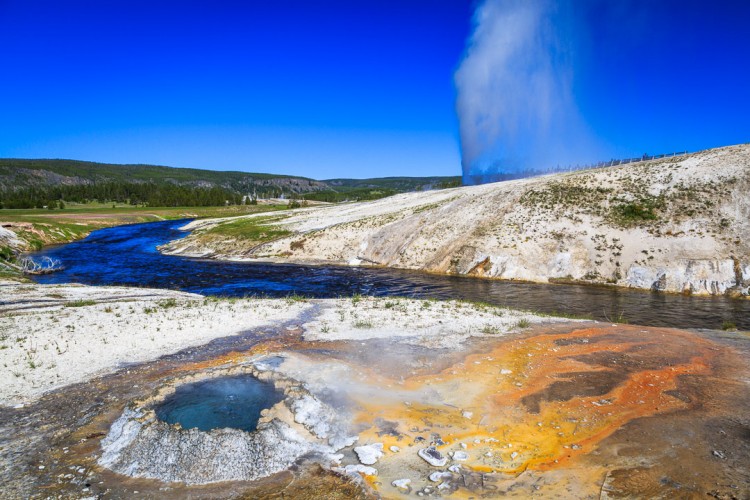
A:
[154, 375, 284, 433]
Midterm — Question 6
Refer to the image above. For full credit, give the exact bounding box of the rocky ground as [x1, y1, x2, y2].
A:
[1, 282, 748, 499]
[162, 144, 750, 297]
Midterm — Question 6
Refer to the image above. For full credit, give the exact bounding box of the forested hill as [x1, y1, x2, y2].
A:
[0, 158, 460, 208]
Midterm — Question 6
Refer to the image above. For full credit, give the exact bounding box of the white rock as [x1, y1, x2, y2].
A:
[392, 478, 411, 490]
[390, 446, 400, 453]
[462, 411, 473, 419]
[418, 447, 448, 467]
[329, 434, 358, 450]
[500, 369, 512, 375]
[429, 471, 452, 482]
[343, 464, 378, 476]
[452, 451, 469, 461]
[354, 443, 384, 465]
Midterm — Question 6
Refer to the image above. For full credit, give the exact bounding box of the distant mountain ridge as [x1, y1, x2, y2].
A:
[0, 158, 461, 207]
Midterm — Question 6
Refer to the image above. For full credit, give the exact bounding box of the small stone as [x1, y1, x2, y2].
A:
[485, 452, 493, 457]
[392, 478, 411, 490]
[448, 464, 462, 473]
[429, 471, 452, 482]
[390, 446, 400, 453]
[712, 450, 727, 460]
[38, 465, 45, 470]
[462, 411, 473, 419]
[354, 443, 384, 465]
[460, 442, 467, 449]
[500, 369, 512, 375]
[452, 451, 469, 461]
[418, 447, 448, 467]
[511, 452, 519, 459]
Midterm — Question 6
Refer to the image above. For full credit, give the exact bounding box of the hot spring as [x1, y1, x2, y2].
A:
[154, 375, 284, 432]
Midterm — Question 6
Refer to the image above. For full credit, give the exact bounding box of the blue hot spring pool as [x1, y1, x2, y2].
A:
[154, 375, 284, 432]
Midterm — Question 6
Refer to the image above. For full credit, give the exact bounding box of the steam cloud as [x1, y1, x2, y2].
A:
[455, 0, 597, 184]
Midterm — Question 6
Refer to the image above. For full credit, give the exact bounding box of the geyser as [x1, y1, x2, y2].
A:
[454, 0, 598, 184]
[155, 374, 283, 432]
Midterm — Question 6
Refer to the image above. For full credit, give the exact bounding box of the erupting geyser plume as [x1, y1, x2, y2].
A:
[455, 0, 597, 184]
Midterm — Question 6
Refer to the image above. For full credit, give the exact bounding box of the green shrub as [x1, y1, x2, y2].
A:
[722, 320, 737, 331]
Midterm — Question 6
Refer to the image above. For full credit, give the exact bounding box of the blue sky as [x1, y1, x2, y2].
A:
[1, 1, 748, 179]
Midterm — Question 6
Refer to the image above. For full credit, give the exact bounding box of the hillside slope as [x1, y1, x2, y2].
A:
[162, 144, 750, 297]
[0, 159, 459, 205]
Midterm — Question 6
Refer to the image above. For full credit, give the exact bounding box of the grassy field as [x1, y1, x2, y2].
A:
[0, 203, 291, 247]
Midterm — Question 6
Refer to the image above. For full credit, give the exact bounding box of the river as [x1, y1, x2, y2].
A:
[30, 219, 750, 330]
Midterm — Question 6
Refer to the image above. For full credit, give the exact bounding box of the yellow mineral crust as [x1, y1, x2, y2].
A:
[346, 325, 715, 493]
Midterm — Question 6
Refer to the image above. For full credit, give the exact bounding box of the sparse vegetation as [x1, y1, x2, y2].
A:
[480, 324, 502, 334]
[203, 215, 291, 243]
[64, 299, 97, 308]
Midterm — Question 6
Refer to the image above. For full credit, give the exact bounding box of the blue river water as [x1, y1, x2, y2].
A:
[31, 219, 750, 330]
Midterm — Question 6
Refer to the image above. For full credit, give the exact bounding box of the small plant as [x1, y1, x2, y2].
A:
[351, 293, 362, 306]
[515, 318, 531, 329]
[158, 298, 178, 309]
[320, 322, 331, 333]
[721, 320, 737, 331]
[353, 319, 373, 329]
[603, 309, 629, 324]
[285, 293, 307, 304]
[64, 299, 96, 308]
[480, 324, 501, 335]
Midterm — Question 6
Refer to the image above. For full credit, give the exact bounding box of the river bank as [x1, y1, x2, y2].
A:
[161, 144, 750, 298]
[0, 204, 290, 280]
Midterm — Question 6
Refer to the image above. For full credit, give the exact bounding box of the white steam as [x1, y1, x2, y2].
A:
[455, 0, 596, 182]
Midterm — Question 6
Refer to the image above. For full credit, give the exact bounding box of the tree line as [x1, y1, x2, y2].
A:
[0, 182, 245, 208]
